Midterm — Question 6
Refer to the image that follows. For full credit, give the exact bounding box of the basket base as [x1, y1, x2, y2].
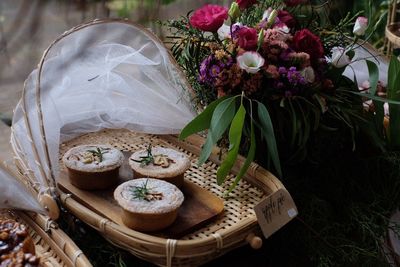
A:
[58, 159, 224, 238]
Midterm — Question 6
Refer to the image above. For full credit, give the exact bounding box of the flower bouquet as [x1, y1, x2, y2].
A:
[165, 0, 399, 192]
[165, 1, 400, 265]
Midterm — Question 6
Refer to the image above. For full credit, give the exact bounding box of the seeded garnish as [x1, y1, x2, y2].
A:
[86, 147, 109, 163]
[130, 179, 163, 202]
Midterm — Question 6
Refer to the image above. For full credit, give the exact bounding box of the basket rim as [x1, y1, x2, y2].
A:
[58, 131, 293, 251]
[0, 209, 92, 267]
[1, 163, 92, 267]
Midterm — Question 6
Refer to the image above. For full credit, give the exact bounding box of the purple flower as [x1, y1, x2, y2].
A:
[198, 55, 233, 85]
[278, 67, 287, 76]
[209, 65, 221, 78]
[199, 55, 214, 83]
[287, 66, 306, 86]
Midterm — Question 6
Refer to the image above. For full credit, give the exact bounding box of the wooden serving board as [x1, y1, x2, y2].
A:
[58, 152, 224, 238]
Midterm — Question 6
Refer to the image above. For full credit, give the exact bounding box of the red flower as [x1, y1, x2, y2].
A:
[236, 0, 258, 9]
[237, 27, 258, 51]
[284, 0, 305, 6]
[189, 4, 228, 32]
[278, 10, 296, 29]
[292, 29, 324, 61]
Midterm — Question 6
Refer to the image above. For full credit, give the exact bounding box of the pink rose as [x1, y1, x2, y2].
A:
[278, 10, 296, 29]
[237, 27, 258, 50]
[236, 0, 258, 9]
[189, 4, 228, 32]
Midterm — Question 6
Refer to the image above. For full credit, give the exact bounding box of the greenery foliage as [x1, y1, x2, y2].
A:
[166, 0, 400, 266]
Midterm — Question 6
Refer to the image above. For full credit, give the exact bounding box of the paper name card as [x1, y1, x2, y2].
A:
[254, 188, 298, 238]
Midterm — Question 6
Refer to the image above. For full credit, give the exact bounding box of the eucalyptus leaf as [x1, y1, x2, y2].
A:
[366, 60, 379, 95]
[226, 118, 256, 195]
[216, 104, 246, 185]
[314, 95, 327, 113]
[198, 96, 237, 165]
[257, 102, 282, 178]
[388, 57, 400, 148]
[179, 96, 228, 140]
[350, 91, 400, 105]
[374, 100, 384, 137]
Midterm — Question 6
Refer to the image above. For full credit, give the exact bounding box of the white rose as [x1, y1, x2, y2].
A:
[237, 51, 265, 74]
[331, 47, 351, 68]
[353, 16, 368, 36]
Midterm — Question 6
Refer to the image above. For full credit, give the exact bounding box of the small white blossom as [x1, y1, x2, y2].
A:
[217, 24, 231, 40]
[331, 47, 351, 68]
[353, 16, 368, 36]
[237, 51, 265, 74]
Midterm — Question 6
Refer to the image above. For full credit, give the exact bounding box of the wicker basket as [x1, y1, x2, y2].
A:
[9, 19, 297, 267]
[0, 165, 92, 267]
[57, 129, 296, 267]
[0, 210, 91, 267]
[385, 1, 400, 54]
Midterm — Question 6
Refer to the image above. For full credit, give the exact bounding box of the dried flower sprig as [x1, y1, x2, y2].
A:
[130, 179, 163, 202]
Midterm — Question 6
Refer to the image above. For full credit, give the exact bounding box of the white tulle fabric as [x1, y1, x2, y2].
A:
[0, 166, 44, 213]
[11, 21, 196, 201]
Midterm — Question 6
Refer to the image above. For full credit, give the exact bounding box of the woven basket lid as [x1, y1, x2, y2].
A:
[11, 19, 196, 218]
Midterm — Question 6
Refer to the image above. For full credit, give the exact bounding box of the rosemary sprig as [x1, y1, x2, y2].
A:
[130, 179, 163, 202]
[131, 144, 154, 166]
[131, 179, 150, 201]
[87, 147, 109, 162]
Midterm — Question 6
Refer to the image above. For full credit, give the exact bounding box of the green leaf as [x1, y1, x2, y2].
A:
[350, 91, 400, 105]
[366, 60, 379, 95]
[179, 96, 228, 140]
[198, 96, 237, 165]
[216, 104, 246, 185]
[373, 100, 385, 138]
[257, 102, 282, 178]
[226, 118, 256, 195]
[314, 95, 327, 113]
[388, 56, 400, 147]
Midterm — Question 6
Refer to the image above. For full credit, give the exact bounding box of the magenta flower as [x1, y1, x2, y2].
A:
[237, 27, 258, 50]
[190, 4, 228, 32]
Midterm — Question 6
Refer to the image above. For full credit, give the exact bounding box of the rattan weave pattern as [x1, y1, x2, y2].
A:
[0, 210, 91, 267]
[59, 129, 265, 241]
